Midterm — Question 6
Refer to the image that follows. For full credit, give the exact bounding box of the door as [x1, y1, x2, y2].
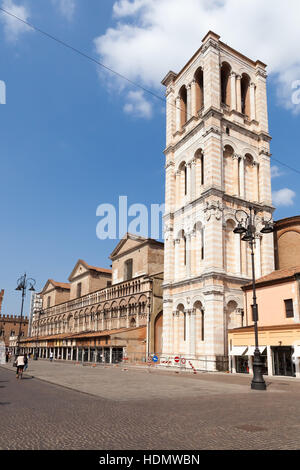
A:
[112, 347, 123, 363]
[273, 347, 295, 376]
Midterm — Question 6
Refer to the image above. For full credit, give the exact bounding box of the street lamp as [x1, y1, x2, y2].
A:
[233, 206, 274, 390]
[15, 274, 36, 356]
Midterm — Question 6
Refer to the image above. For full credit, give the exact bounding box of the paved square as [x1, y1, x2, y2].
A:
[1, 361, 300, 450]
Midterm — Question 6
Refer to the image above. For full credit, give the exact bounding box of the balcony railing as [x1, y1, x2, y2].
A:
[40, 275, 152, 318]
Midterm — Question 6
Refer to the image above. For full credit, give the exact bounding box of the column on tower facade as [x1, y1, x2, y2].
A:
[230, 72, 236, 110]
[165, 160, 175, 215]
[239, 156, 245, 198]
[235, 232, 241, 274]
[191, 79, 197, 117]
[250, 82, 256, 121]
[166, 87, 175, 147]
[186, 234, 191, 278]
[202, 35, 221, 111]
[253, 162, 259, 201]
[175, 96, 181, 132]
[174, 239, 180, 280]
[186, 163, 191, 200]
[187, 83, 191, 120]
[255, 66, 269, 133]
[202, 292, 225, 370]
[174, 311, 180, 354]
[185, 309, 190, 356]
[189, 309, 196, 357]
[259, 154, 272, 205]
[164, 226, 174, 283]
[236, 75, 242, 113]
[190, 159, 196, 201]
[175, 170, 180, 209]
[260, 231, 275, 276]
[232, 153, 239, 195]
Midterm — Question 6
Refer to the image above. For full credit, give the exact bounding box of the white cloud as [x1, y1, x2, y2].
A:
[0, 0, 31, 42]
[123, 90, 152, 118]
[272, 188, 296, 207]
[94, 0, 300, 114]
[271, 166, 284, 179]
[52, 0, 76, 21]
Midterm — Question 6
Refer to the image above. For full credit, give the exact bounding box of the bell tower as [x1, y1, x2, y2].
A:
[161, 31, 274, 370]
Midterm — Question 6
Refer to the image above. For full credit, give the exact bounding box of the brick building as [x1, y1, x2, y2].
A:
[20, 234, 164, 362]
[274, 216, 300, 270]
[0, 314, 28, 348]
[0, 289, 4, 313]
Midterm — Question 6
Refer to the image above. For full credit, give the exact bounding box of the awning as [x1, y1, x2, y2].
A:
[229, 346, 248, 356]
[292, 346, 300, 358]
[247, 346, 267, 355]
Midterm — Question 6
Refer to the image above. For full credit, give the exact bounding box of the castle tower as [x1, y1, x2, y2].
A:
[161, 31, 274, 370]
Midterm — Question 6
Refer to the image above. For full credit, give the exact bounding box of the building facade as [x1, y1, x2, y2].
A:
[161, 31, 274, 371]
[0, 314, 28, 348]
[28, 292, 42, 337]
[229, 266, 300, 378]
[274, 216, 300, 270]
[0, 289, 4, 313]
[20, 234, 164, 362]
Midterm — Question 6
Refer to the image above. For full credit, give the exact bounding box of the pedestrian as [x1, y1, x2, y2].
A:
[50, 351, 53, 362]
[23, 353, 28, 372]
[16, 354, 25, 379]
[5, 350, 9, 363]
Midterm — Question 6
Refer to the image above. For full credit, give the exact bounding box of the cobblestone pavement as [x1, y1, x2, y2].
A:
[1, 361, 300, 450]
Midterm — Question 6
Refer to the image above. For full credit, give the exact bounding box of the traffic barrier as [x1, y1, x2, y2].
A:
[189, 361, 197, 374]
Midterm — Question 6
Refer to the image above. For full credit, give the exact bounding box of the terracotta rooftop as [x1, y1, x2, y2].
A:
[49, 280, 70, 290]
[243, 266, 300, 289]
[78, 259, 112, 275]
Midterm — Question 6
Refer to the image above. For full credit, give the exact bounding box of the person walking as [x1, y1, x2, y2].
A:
[50, 351, 53, 362]
[16, 354, 25, 379]
[23, 353, 28, 372]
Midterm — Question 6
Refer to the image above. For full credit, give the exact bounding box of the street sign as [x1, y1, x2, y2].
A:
[174, 356, 180, 363]
[152, 355, 158, 362]
[181, 358, 186, 365]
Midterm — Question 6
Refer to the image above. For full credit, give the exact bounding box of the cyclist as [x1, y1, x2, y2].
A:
[16, 354, 25, 379]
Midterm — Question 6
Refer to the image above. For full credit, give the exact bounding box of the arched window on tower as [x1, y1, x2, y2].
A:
[221, 62, 231, 107]
[194, 67, 204, 113]
[241, 73, 250, 116]
[179, 85, 187, 128]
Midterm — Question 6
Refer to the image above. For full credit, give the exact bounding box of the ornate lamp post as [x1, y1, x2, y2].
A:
[15, 274, 36, 356]
[233, 206, 274, 390]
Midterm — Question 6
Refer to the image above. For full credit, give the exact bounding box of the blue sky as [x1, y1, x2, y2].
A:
[0, 0, 299, 316]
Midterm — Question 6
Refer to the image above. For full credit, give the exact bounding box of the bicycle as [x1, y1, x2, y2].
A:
[16, 366, 24, 380]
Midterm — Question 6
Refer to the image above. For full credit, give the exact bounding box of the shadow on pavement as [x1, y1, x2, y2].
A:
[0, 402, 11, 406]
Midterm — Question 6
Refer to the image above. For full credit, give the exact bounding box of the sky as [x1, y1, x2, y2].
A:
[0, 0, 299, 316]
